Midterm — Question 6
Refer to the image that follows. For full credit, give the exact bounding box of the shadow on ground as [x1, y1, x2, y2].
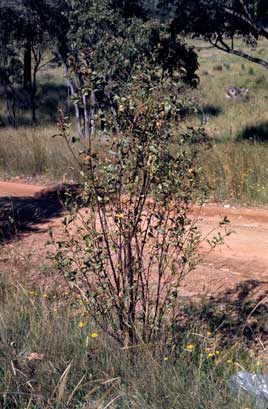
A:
[177, 279, 268, 346]
[202, 105, 222, 117]
[237, 122, 268, 142]
[0, 184, 80, 243]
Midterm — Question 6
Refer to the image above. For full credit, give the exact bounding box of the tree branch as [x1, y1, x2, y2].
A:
[208, 36, 268, 69]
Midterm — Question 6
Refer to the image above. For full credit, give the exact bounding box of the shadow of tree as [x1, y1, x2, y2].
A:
[178, 280, 268, 346]
[237, 122, 268, 142]
[202, 105, 222, 117]
[0, 184, 80, 243]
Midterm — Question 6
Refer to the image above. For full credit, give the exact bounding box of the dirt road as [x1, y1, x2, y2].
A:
[1, 180, 268, 297]
[0, 180, 47, 197]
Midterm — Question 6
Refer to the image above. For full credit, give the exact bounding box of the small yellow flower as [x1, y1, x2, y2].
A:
[227, 359, 233, 364]
[207, 331, 212, 336]
[164, 356, 169, 361]
[215, 350, 220, 355]
[42, 294, 48, 299]
[208, 352, 215, 358]
[64, 291, 69, 296]
[78, 321, 85, 328]
[185, 344, 194, 350]
[91, 332, 98, 338]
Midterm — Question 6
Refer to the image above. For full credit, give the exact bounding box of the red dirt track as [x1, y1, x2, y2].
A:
[1, 180, 268, 298]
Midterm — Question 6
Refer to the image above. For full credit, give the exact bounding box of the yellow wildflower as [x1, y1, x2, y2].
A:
[91, 332, 98, 338]
[185, 344, 194, 350]
[164, 356, 169, 361]
[78, 321, 85, 328]
[207, 331, 212, 336]
[208, 352, 214, 358]
[42, 294, 48, 299]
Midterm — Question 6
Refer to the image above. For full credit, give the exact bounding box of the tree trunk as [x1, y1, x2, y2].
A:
[23, 41, 32, 91]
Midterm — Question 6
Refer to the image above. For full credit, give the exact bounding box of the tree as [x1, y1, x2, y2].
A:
[162, 0, 268, 69]
[28, 0, 198, 138]
[0, 0, 53, 125]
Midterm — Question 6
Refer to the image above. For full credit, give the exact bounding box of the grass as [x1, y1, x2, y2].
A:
[0, 272, 264, 408]
[191, 39, 268, 142]
[199, 142, 268, 204]
[186, 38, 268, 205]
[0, 126, 80, 181]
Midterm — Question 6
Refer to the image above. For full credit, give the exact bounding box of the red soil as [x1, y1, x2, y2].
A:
[1, 180, 268, 299]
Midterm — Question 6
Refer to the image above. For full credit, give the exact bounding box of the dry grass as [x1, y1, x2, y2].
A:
[0, 272, 261, 408]
[0, 126, 80, 180]
[199, 142, 268, 204]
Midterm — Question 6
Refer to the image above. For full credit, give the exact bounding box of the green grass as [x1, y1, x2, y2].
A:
[0, 272, 263, 408]
[191, 39, 268, 142]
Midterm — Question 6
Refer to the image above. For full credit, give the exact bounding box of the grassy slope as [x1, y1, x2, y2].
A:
[191, 39, 268, 204]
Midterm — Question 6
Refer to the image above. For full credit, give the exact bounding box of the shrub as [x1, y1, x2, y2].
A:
[55, 49, 227, 348]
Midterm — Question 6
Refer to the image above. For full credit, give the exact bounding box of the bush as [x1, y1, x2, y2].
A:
[55, 52, 227, 348]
